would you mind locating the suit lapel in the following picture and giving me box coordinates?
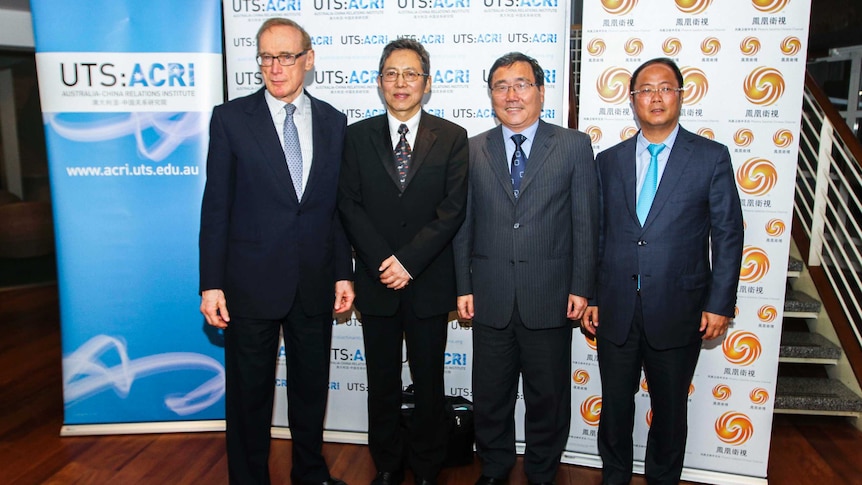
[245,90,296,205]
[617,138,639,226]
[518,121,552,196]
[303,92,336,204]
[642,128,693,230]
[371,116,403,189]
[403,111,436,190]
[484,126,516,204]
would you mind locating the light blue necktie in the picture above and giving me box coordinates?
[636,143,666,225]
[283,103,303,198]
[511,134,527,198]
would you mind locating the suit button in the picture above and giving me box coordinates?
[637,240,647,246]
[631,274,638,280]
[400,221,407,227]
[510,260,515,266]
[514,223,520,229]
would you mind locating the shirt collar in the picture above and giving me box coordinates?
[264,88,307,117]
[502,120,540,144]
[637,124,680,155]
[386,110,422,137]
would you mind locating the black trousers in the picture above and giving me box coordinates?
[224,295,334,485]
[362,301,449,480]
[472,305,573,483]
[596,295,702,485]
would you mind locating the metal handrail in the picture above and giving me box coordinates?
[795,70,862,364]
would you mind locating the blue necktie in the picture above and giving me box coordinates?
[636,143,666,225]
[283,103,303,199]
[511,134,527,198]
[394,123,412,188]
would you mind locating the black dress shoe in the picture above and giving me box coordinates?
[474,476,507,485]
[371,471,404,485]
[415,477,437,485]
[295,478,348,485]
[528,482,554,485]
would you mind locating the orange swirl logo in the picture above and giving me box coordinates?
[621,126,638,140]
[750,387,769,405]
[757,304,778,322]
[580,396,602,426]
[723,330,763,365]
[573,369,590,385]
[752,0,788,13]
[773,128,793,148]
[734,128,754,147]
[625,38,644,56]
[713,384,732,400]
[662,37,682,56]
[765,218,785,237]
[676,0,712,14]
[597,67,632,105]
[697,128,715,140]
[700,37,721,56]
[585,126,602,144]
[715,411,754,445]
[584,334,597,351]
[646,408,653,427]
[780,36,802,56]
[740,36,761,56]
[641,377,649,392]
[587,38,606,57]
[740,246,770,283]
[601,0,638,15]
[744,67,786,106]
[681,66,708,105]
[736,157,777,196]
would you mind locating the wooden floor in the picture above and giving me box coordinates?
[3,285,862,484]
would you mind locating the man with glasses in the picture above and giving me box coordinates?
[338,39,468,485]
[453,52,598,485]
[581,57,743,484]
[200,17,354,485]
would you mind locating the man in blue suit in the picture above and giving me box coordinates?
[582,57,744,485]
[199,18,354,485]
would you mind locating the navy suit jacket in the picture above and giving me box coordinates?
[199,88,352,319]
[594,126,744,349]
[338,111,468,318]
[453,121,599,329]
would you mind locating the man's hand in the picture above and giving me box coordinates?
[581,306,599,336]
[457,294,474,320]
[700,311,731,341]
[201,289,230,329]
[334,280,355,314]
[379,255,411,290]
[567,294,588,320]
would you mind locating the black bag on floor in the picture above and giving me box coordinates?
[401,385,475,468]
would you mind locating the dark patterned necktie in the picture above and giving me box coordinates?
[283,103,303,198]
[511,134,527,198]
[394,123,412,188]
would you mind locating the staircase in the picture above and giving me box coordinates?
[775,252,862,417]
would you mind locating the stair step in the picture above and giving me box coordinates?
[774,376,862,416]
[787,255,803,278]
[784,289,822,318]
[779,331,842,364]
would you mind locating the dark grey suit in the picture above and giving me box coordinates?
[453,120,598,481]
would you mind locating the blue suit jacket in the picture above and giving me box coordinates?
[199,88,352,319]
[594,127,744,349]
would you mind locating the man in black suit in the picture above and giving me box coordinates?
[453,52,599,485]
[199,18,354,485]
[338,39,468,485]
[582,57,744,484]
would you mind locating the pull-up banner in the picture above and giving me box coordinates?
[31,0,226,430]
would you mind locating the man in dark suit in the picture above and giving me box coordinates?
[199,18,354,485]
[453,52,599,485]
[338,39,468,485]
[581,57,744,485]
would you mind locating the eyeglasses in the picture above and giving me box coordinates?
[379,70,428,83]
[491,82,537,96]
[256,51,308,67]
[630,87,684,98]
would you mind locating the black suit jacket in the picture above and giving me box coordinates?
[199,88,352,319]
[338,111,468,318]
[594,127,744,349]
